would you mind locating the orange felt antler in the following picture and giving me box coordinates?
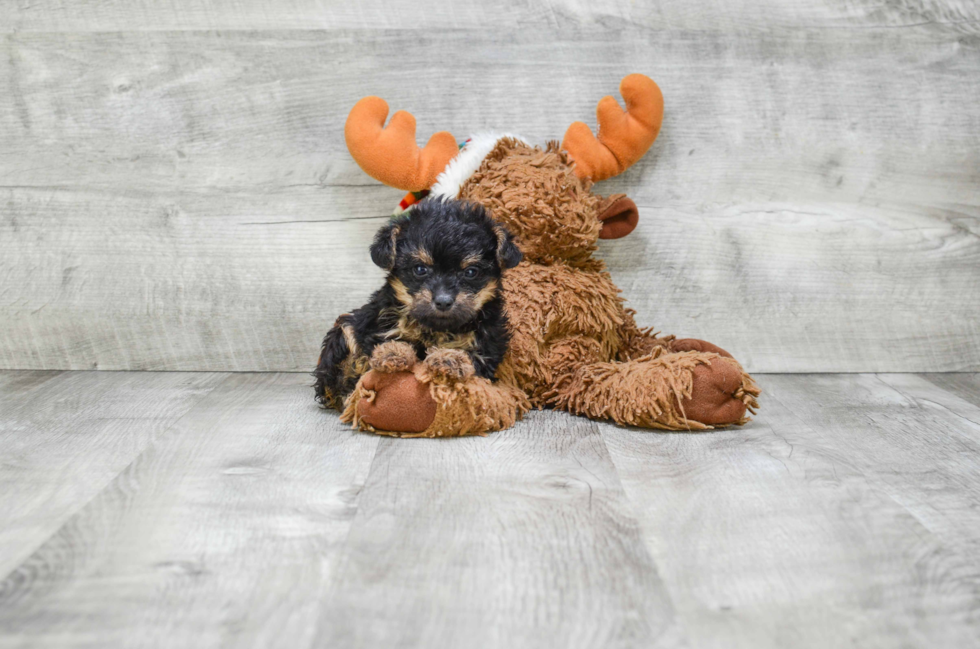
[561,74,664,182]
[344,97,459,192]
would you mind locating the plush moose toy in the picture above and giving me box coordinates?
[330,73,760,437]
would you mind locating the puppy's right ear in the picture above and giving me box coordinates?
[494,225,523,270]
[370,220,401,270]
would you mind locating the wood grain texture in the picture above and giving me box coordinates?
[602,373,980,648]
[315,411,676,649]
[2,17,979,372]
[0,372,380,648]
[4,0,979,32]
[917,372,980,409]
[1,371,979,647]
[0,370,223,579]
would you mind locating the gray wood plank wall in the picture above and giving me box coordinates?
[2,2,979,372]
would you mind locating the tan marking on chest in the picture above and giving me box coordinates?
[388,316,477,352]
[340,353,371,381]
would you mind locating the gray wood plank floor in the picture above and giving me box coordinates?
[1,371,978,648]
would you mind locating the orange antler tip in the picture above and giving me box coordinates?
[345,96,458,192]
[562,74,664,182]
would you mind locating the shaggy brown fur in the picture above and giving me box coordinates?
[459,139,759,424]
[461,140,604,268]
[342,350,530,438]
[343,138,760,436]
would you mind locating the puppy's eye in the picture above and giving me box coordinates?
[413,264,429,277]
[463,267,480,279]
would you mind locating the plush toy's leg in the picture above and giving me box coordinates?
[550,346,760,430]
[617,309,740,363]
[344,370,438,434]
[670,338,736,358]
[335,341,436,434]
[341,349,529,438]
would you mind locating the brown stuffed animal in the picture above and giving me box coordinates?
[337,74,760,437]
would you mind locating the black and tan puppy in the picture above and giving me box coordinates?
[314,198,522,409]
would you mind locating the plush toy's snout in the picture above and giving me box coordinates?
[597,194,639,239]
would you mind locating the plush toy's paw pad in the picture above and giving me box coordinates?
[679,358,750,426]
[370,341,418,373]
[672,338,734,359]
[421,348,475,382]
[357,370,436,434]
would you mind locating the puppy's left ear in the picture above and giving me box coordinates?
[370,220,401,270]
[494,225,523,270]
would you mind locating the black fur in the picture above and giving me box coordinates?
[313,198,521,407]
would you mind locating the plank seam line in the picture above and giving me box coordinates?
[0,372,229,585]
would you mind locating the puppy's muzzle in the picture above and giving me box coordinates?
[433,292,456,312]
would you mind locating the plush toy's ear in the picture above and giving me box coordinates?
[597,194,639,239]
[494,226,523,269]
[370,221,401,270]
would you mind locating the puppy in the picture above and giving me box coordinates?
[314,198,523,409]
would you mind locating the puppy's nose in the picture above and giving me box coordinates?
[433,294,455,311]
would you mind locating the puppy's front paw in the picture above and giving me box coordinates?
[420,348,475,383]
[370,341,418,373]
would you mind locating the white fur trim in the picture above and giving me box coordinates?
[429,132,526,200]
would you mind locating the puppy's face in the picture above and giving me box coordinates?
[370,200,522,331]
